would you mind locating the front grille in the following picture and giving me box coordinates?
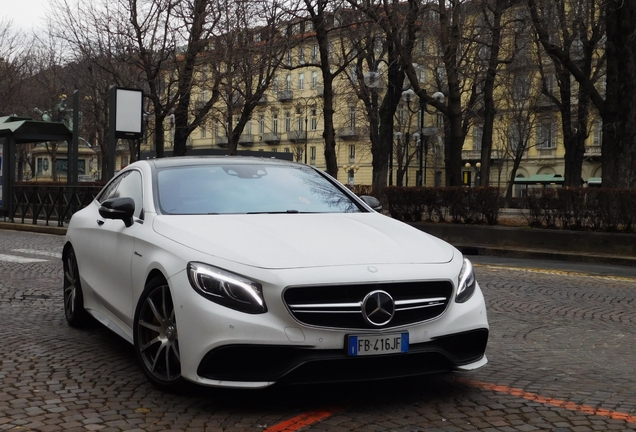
[283,281,453,329]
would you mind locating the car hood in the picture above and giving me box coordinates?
[152,213,455,269]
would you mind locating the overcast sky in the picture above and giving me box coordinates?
[2,0,48,33]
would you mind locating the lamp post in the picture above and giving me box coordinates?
[342,164,360,188]
[295,97,313,164]
[402,89,444,187]
[463,162,481,186]
[392,132,400,186]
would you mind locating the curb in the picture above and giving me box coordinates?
[0,221,67,236]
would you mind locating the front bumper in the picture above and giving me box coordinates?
[168,263,489,388]
[197,328,488,385]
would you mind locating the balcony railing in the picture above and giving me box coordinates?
[277,90,294,101]
[216,136,229,147]
[262,133,281,144]
[287,130,307,142]
[538,148,556,157]
[239,134,255,146]
[338,126,358,139]
[585,145,602,156]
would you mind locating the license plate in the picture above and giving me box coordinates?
[347,333,409,356]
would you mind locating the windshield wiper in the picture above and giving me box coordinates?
[247,210,303,214]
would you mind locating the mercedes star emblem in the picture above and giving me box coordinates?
[362,290,395,326]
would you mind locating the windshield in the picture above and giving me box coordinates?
[156,163,362,215]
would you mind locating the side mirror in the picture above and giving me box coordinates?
[360,195,382,212]
[99,197,135,227]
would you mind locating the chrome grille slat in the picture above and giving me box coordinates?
[283,281,453,329]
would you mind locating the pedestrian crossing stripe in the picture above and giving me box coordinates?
[12,249,62,259]
[0,254,48,263]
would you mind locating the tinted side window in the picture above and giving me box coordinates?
[98,171,143,219]
[114,171,143,218]
[97,175,124,203]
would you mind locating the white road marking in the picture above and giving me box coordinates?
[12,249,62,259]
[0,254,48,263]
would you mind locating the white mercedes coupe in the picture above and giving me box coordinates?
[63,157,488,390]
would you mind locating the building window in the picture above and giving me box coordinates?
[298,73,305,90]
[201,124,207,138]
[508,124,523,153]
[259,115,265,134]
[311,114,318,130]
[593,120,602,146]
[298,46,305,64]
[284,147,290,153]
[349,144,355,163]
[312,45,319,62]
[513,73,531,100]
[437,113,444,128]
[121,156,129,168]
[286,49,292,66]
[297,115,303,132]
[311,71,318,88]
[349,107,356,128]
[285,111,291,132]
[538,121,556,149]
[310,146,316,164]
[37,158,44,175]
[273,113,278,134]
[286,74,292,92]
[246,119,252,135]
[473,125,483,152]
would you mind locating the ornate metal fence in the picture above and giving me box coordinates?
[9,184,103,227]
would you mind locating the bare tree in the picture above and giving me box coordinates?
[526,0,636,188]
[212,0,287,156]
[472,0,518,187]
[495,64,542,203]
[525,0,605,188]
[0,21,30,116]
[287,0,361,178]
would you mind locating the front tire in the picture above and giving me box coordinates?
[134,276,184,391]
[63,246,92,327]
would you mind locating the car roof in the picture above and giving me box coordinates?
[144,156,304,169]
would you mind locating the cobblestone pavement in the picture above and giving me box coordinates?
[1,229,635,431]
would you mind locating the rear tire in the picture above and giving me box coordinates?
[63,246,92,327]
[134,276,185,391]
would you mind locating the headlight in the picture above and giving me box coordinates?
[456,258,476,303]
[187,262,267,314]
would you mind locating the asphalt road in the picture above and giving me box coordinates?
[1,229,635,431]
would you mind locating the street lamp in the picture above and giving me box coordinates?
[392,132,400,186]
[402,89,444,187]
[295,97,313,164]
[342,164,360,188]
[463,162,481,186]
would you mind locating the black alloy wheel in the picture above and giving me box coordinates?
[134,277,184,390]
[63,246,92,327]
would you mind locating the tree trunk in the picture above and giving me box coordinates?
[480,0,505,187]
[603,0,636,188]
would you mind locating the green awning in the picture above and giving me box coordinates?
[513,174,564,185]
[0,116,72,144]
